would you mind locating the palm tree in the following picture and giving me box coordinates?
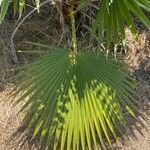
[0,0,150,149]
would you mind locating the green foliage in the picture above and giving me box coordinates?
[0,0,40,22]
[91,0,150,55]
[0,0,9,22]
[1,0,150,149]
[0,0,150,47]
[12,49,136,149]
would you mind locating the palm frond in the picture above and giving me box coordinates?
[0,0,9,22]
[91,0,150,56]
[0,0,41,22]
[12,49,137,149]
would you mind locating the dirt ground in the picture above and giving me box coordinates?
[0,18,150,150]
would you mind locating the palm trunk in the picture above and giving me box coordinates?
[69,7,77,52]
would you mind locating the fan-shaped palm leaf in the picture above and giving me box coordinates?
[1,0,149,149]
[12,49,136,149]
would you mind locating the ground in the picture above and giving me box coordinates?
[0,16,150,150]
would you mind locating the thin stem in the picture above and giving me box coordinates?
[69,7,77,53]
[10,0,52,64]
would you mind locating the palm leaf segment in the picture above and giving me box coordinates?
[1,0,150,25]
[13,50,136,149]
[0,0,40,22]
[91,0,150,52]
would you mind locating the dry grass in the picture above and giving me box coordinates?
[125,28,150,73]
[0,88,20,150]
[111,28,150,150]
